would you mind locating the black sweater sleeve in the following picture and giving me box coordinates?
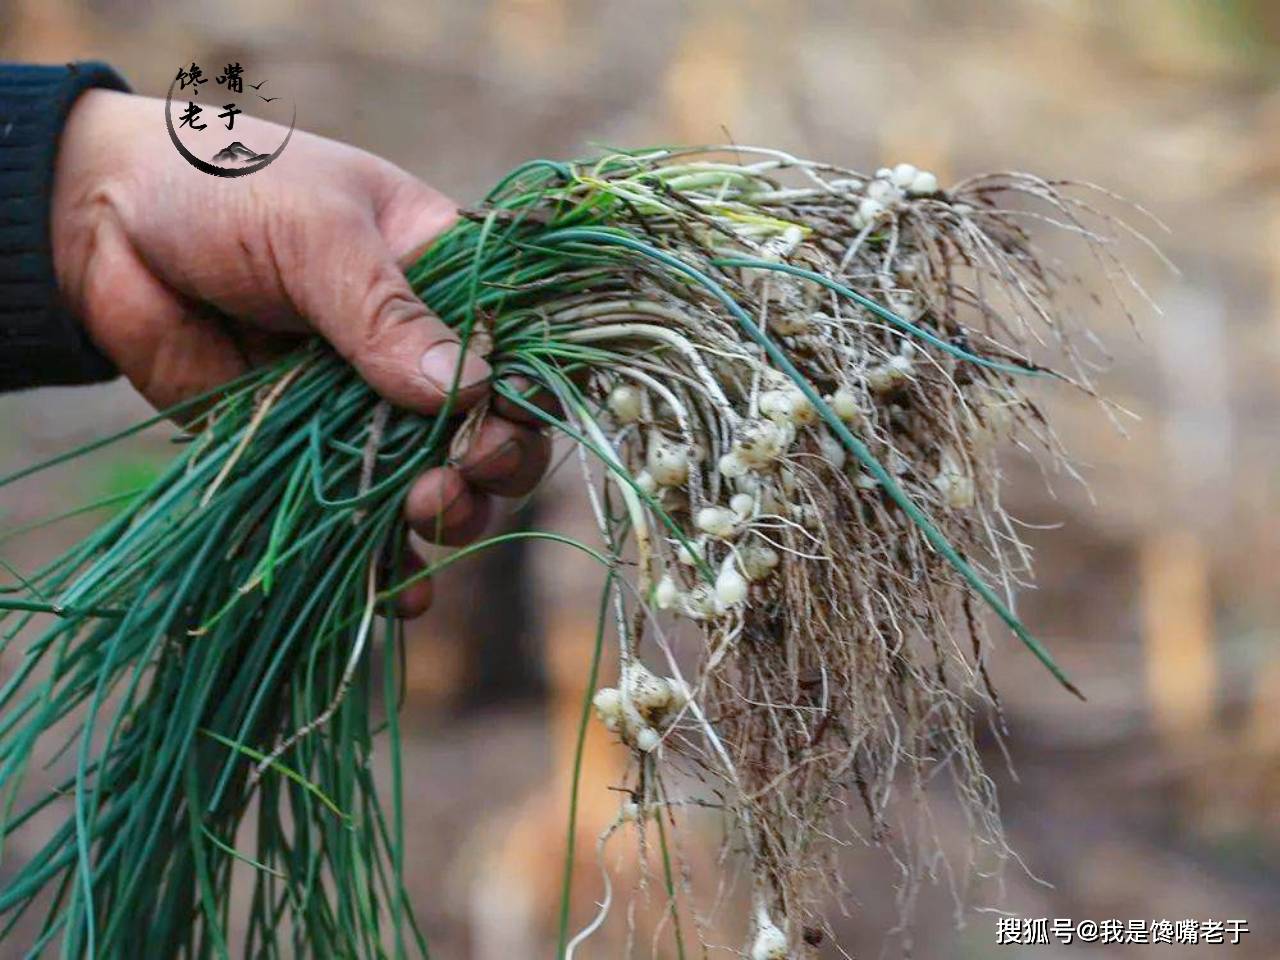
[0,61,130,393]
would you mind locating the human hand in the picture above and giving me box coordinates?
[50,90,550,615]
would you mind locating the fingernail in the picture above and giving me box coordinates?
[420,341,490,392]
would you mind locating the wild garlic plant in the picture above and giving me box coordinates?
[0,147,1146,957]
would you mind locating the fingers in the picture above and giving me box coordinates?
[403,413,550,549]
[372,167,459,265]
[304,162,493,417]
[492,374,562,427]
[73,216,251,411]
[390,548,434,619]
[453,417,552,498]
[404,466,494,547]
[291,211,491,414]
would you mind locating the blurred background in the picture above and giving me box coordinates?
[2,0,1278,956]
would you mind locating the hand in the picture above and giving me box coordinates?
[50,90,550,616]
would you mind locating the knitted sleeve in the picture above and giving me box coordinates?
[0,61,130,392]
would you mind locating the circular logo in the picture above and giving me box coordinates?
[164,60,295,177]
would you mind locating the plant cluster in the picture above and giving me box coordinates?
[0,147,1145,957]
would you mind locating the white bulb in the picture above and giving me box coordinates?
[593,687,619,712]
[592,687,622,730]
[775,421,797,454]
[696,506,738,538]
[871,175,894,195]
[679,584,717,620]
[715,557,748,608]
[733,471,764,495]
[677,536,703,566]
[866,355,913,393]
[618,698,647,737]
[758,389,790,423]
[626,661,673,715]
[939,473,975,509]
[818,429,846,471]
[647,437,689,487]
[788,392,816,426]
[740,545,780,581]
[751,918,788,960]
[908,170,939,195]
[891,162,918,187]
[735,420,787,467]
[655,574,680,610]
[634,726,661,752]
[762,368,793,390]
[763,387,816,426]
[933,453,975,509]
[607,384,643,423]
[858,197,885,222]
[875,166,892,179]
[634,470,657,496]
[790,503,820,529]
[730,492,755,520]
[761,224,804,258]
[718,451,748,478]
[828,388,862,424]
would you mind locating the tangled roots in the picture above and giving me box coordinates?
[541,150,1147,954]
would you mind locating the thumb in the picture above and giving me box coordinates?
[297,211,489,414]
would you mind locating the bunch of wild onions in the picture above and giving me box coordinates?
[0,148,1143,957]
